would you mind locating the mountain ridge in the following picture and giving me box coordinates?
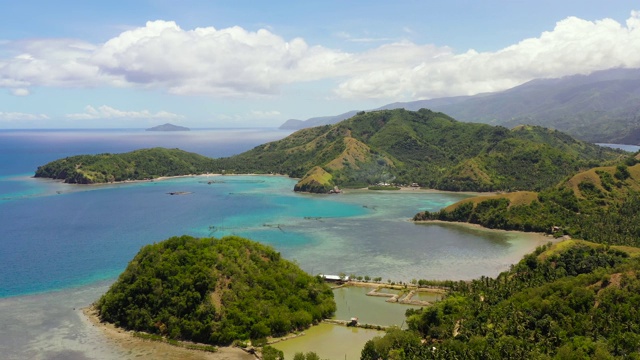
[281,68,640,144]
[216,109,625,193]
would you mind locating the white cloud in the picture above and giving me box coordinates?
[249,110,282,119]
[214,110,281,121]
[88,21,350,96]
[0,111,49,121]
[336,11,640,99]
[10,88,29,96]
[66,105,184,120]
[0,12,638,100]
[333,30,395,43]
[0,21,350,96]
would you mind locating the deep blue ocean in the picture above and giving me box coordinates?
[0,128,300,297]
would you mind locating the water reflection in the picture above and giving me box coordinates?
[333,286,419,327]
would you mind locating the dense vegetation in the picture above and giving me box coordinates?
[361,241,640,359]
[35,109,624,192]
[415,159,640,247]
[95,235,335,345]
[210,109,624,192]
[35,148,216,184]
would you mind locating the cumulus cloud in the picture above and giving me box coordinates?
[10,88,29,96]
[249,110,282,118]
[88,21,351,96]
[66,105,184,120]
[0,12,639,100]
[0,111,49,121]
[214,110,282,122]
[336,11,640,99]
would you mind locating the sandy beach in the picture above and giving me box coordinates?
[82,306,255,360]
[414,219,560,251]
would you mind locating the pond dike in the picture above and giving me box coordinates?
[322,319,390,331]
[366,288,433,306]
[322,283,448,331]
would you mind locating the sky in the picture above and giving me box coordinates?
[0,0,639,129]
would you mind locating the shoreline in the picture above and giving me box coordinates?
[31,172,499,197]
[414,219,558,243]
[32,172,292,187]
[396,186,499,196]
[82,306,256,360]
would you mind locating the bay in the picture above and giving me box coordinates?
[0,128,553,359]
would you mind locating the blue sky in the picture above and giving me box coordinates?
[0,0,638,128]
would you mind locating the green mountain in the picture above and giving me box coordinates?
[34,109,625,192]
[415,68,640,145]
[95,235,335,345]
[415,156,640,247]
[361,240,640,359]
[282,68,640,145]
[215,109,624,192]
[34,147,215,184]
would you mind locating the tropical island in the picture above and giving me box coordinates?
[34,108,626,193]
[146,123,191,131]
[44,108,640,358]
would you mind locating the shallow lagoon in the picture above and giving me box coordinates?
[0,129,554,359]
[0,175,552,359]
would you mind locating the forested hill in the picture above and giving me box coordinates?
[361,240,640,359]
[96,235,336,345]
[212,109,625,192]
[34,109,625,191]
[414,155,640,247]
[34,148,216,184]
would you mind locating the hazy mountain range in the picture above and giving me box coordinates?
[280,68,640,145]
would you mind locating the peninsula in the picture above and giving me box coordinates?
[96,235,335,347]
[414,155,640,247]
[34,148,215,184]
[34,109,627,192]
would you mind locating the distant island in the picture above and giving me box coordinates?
[146,123,190,131]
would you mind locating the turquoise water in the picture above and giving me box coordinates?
[0,173,550,298]
[0,175,370,297]
[0,129,555,359]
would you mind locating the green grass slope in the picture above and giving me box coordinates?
[415,158,640,247]
[95,235,335,345]
[213,109,624,192]
[34,109,626,192]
